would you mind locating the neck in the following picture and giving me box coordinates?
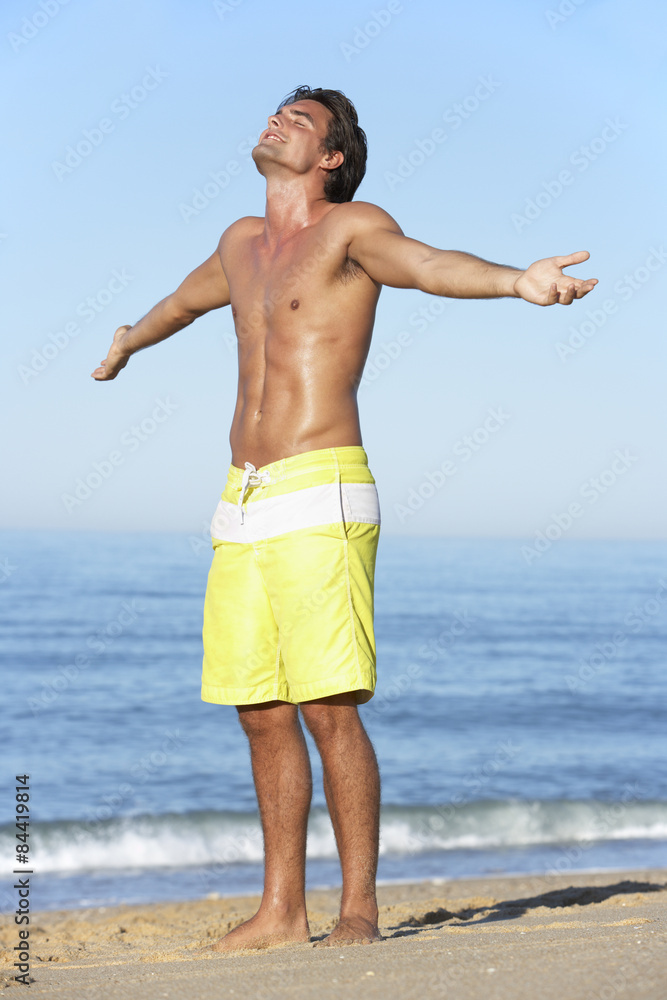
[262,173,330,247]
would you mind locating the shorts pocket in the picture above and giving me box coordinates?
[340,483,381,526]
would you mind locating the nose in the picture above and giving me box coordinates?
[267,112,281,129]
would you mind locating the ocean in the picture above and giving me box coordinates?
[2,529,666,912]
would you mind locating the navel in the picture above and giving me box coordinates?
[290,299,300,310]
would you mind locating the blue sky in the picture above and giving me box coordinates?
[3,0,666,538]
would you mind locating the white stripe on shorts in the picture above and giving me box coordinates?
[210,482,381,544]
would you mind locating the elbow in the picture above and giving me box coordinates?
[416,276,436,295]
[416,253,445,296]
[416,275,442,297]
[164,295,199,327]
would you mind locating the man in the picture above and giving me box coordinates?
[92,85,597,950]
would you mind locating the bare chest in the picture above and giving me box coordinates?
[223,229,364,329]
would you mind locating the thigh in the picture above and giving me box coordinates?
[257,519,380,704]
[201,539,285,705]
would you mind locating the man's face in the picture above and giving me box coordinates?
[252,99,339,178]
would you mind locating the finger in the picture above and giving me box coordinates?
[546,282,559,305]
[575,280,598,298]
[562,282,577,305]
[554,250,590,269]
[558,282,574,305]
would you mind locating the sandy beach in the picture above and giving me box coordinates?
[1,867,664,999]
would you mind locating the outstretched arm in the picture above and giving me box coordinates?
[91,242,230,380]
[347,203,598,305]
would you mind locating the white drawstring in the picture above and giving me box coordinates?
[238,462,271,523]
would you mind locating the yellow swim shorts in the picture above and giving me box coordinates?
[201,446,381,706]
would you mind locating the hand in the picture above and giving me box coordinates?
[91,325,132,380]
[513,251,598,305]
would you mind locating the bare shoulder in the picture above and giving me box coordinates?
[327,201,404,239]
[219,215,263,249]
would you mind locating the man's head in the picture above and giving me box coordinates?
[253,85,367,202]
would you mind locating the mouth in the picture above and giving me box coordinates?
[261,132,284,143]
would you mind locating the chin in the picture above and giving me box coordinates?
[252,142,273,159]
[252,143,281,174]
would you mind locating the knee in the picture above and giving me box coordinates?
[237,701,296,740]
[300,700,360,742]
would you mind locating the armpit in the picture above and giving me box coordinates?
[337,255,367,284]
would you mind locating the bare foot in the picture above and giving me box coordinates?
[315,915,383,947]
[210,909,310,953]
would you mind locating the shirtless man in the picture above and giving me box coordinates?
[92,86,598,950]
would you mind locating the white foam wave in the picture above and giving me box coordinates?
[3,799,665,875]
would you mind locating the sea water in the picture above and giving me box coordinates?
[1,530,665,911]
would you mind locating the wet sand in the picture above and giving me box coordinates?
[1,867,665,999]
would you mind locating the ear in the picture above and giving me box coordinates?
[321,149,344,172]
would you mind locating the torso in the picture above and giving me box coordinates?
[219,204,381,469]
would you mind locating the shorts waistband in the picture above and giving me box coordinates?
[227,445,370,488]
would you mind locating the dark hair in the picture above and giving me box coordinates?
[276,85,367,203]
